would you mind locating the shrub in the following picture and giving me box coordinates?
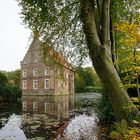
[98,95,114,123]
[86,86,102,92]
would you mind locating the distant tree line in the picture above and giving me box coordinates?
[0,70,21,103]
[74,67,102,93]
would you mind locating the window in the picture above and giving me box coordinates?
[23,70,27,77]
[33,101,38,111]
[45,79,49,89]
[22,80,27,89]
[34,52,38,62]
[22,101,27,111]
[66,72,68,79]
[60,68,64,77]
[57,80,61,88]
[57,70,60,75]
[33,68,38,76]
[45,67,49,75]
[33,80,38,89]
[45,102,49,113]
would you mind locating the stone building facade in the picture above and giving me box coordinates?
[20,35,74,95]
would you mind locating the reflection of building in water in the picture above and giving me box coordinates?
[21,95,74,139]
[22,95,74,120]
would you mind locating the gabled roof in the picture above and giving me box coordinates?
[21,35,40,63]
[21,33,74,71]
[42,42,74,71]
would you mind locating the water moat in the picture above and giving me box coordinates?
[0,93,101,140]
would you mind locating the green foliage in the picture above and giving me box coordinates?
[6,85,22,102]
[114,10,140,101]
[111,0,140,24]
[7,69,21,87]
[0,71,21,103]
[110,120,140,140]
[86,86,102,93]
[109,131,123,140]
[124,105,139,121]
[115,24,140,100]
[18,0,88,66]
[131,97,139,104]
[17,0,140,66]
[98,95,137,139]
[74,72,86,93]
[98,95,114,123]
[0,72,9,96]
[131,97,140,111]
[109,102,140,140]
[74,67,101,93]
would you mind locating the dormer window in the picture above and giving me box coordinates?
[45,67,49,75]
[23,70,27,77]
[33,68,38,76]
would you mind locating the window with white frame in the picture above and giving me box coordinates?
[33,68,38,76]
[45,102,49,113]
[22,101,27,111]
[33,80,38,89]
[45,79,49,89]
[23,70,27,77]
[45,67,49,75]
[57,70,60,75]
[22,80,27,89]
[33,101,38,111]
[57,80,61,88]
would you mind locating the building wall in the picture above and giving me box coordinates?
[21,63,55,95]
[21,37,74,96]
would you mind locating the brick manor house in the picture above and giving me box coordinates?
[20,33,74,95]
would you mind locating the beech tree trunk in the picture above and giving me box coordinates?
[80,0,132,120]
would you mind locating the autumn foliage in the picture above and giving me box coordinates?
[115,22,140,47]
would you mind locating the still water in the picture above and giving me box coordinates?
[0,93,101,140]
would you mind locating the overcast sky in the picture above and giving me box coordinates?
[0,0,31,71]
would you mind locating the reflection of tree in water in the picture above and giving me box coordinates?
[21,95,74,139]
[0,103,22,129]
[74,93,102,115]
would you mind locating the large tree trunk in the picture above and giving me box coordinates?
[80,0,132,120]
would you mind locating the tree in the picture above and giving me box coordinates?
[115,22,140,102]
[80,0,131,121]
[0,71,22,102]
[18,0,140,120]
[74,72,86,93]
[0,72,8,97]
[74,67,102,92]
[83,67,95,87]
[74,67,96,93]
[7,69,21,87]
